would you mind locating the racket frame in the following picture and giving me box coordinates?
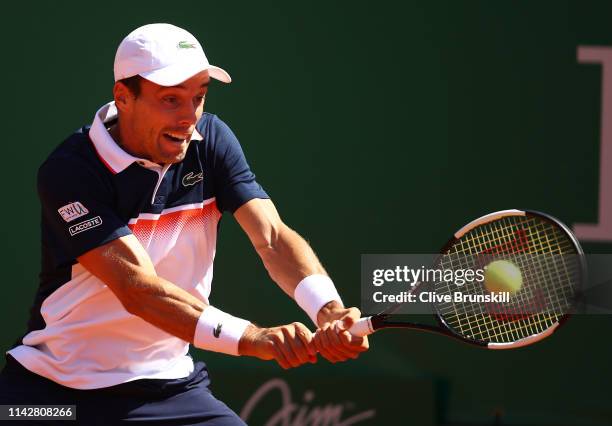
[358,209,585,349]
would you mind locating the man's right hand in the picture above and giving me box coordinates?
[238,323,317,369]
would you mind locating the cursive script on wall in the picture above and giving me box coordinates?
[240,378,376,426]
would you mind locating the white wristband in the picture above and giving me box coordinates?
[194,306,251,356]
[294,274,344,326]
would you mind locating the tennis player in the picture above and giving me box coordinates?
[0,23,368,425]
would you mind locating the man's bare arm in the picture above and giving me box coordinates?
[77,234,316,368]
[78,234,204,341]
[234,198,327,298]
[234,198,369,362]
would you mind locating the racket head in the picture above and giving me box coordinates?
[430,209,585,349]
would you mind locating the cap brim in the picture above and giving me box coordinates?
[208,66,232,84]
[140,62,232,86]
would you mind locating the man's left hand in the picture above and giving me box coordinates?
[313,302,369,363]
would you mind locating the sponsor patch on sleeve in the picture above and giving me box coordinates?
[69,216,103,236]
[58,202,89,222]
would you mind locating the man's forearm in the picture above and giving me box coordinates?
[121,272,206,342]
[91,266,251,355]
[256,223,327,297]
[77,237,206,343]
[255,224,349,326]
[234,198,345,326]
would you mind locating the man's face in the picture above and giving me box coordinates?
[116,70,210,164]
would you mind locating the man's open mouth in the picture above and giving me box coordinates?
[163,132,190,142]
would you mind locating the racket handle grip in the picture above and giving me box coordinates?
[349,317,375,337]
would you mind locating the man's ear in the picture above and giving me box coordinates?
[113,81,132,112]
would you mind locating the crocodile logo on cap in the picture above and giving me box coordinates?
[178,41,196,49]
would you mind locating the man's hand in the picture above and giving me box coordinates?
[313,301,369,363]
[238,322,317,369]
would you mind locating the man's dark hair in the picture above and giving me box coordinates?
[117,75,143,97]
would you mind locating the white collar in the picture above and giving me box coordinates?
[89,101,204,174]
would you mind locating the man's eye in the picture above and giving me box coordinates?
[163,96,178,105]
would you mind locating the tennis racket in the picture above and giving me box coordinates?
[349,209,585,349]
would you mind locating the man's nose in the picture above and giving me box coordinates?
[177,102,197,126]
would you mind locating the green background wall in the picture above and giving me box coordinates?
[1,1,611,424]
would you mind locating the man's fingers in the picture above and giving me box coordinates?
[324,325,359,360]
[341,308,363,330]
[311,305,369,364]
[257,318,366,368]
[339,329,351,345]
[352,333,369,351]
[271,332,301,368]
[294,323,317,363]
[339,330,368,352]
[315,323,342,363]
[314,320,369,363]
[338,316,355,331]
[271,343,291,370]
[321,321,356,361]
[263,338,290,370]
[269,323,317,368]
[282,325,310,366]
[312,324,327,356]
[340,331,368,359]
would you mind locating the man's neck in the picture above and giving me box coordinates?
[107,121,165,166]
[108,122,139,158]
[107,123,123,148]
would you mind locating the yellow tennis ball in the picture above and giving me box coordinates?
[484,260,523,294]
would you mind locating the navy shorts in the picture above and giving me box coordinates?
[0,355,246,425]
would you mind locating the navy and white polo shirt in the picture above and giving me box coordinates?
[7,101,268,389]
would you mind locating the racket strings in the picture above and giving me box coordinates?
[434,215,580,344]
[458,219,574,341]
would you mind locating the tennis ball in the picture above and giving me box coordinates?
[484,260,523,294]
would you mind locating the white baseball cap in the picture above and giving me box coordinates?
[114,23,231,86]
